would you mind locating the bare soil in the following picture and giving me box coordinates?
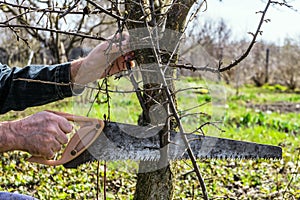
[247,102,300,113]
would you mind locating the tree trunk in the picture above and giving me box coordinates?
[125,1,195,199]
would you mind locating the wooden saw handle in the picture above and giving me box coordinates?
[27,110,104,166]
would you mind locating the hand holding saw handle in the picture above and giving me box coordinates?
[27,111,104,166]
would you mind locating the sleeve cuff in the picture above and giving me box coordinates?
[56,62,86,96]
[71,83,85,96]
[54,62,84,97]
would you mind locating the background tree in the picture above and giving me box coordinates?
[276,38,300,90]
[0,0,116,64]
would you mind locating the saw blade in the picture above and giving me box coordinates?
[63,122,282,168]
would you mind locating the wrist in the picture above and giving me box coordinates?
[70,58,86,95]
[0,121,23,152]
[70,58,85,83]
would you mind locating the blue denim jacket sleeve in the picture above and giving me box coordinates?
[0,62,73,114]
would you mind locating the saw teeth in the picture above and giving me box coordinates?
[63,123,282,168]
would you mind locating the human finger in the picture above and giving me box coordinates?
[109,42,130,54]
[57,115,73,133]
[119,32,130,43]
[105,56,128,76]
[108,33,131,53]
[55,129,69,145]
[108,32,129,41]
[45,149,55,160]
[51,140,62,153]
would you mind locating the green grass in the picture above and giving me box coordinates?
[1,77,300,199]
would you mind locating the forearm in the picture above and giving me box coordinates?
[0,121,20,152]
[0,63,73,114]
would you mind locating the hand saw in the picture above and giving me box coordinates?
[27,111,282,168]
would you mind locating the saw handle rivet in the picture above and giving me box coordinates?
[71,150,77,156]
[96,123,101,130]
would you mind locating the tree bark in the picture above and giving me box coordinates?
[125,1,195,199]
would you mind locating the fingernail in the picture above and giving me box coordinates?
[67,124,73,132]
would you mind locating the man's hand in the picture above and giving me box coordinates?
[2,111,72,159]
[70,32,134,85]
[100,52,135,78]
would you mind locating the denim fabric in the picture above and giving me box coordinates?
[0,192,38,200]
[0,63,73,114]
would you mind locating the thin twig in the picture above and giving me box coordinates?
[0,1,112,15]
[144,18,210,200]
[173,86,209,95]
[179,112,211,120]
[104,161,107,200]
[13,78,71,86]
[0,23,107,41]
[218,0,272,72]
[13,77,189,94]
[193,121,225,135]
[86,0,142,23]
[179,101,211,115]
[59,0,81,18]
[96,161,100,200]
[282,148,300,197]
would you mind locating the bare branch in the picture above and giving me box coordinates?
[218,0,272,72]
[0,23,106,41]
[59,0,81,18]
[13,78,71,86]
[86,0,142,24]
